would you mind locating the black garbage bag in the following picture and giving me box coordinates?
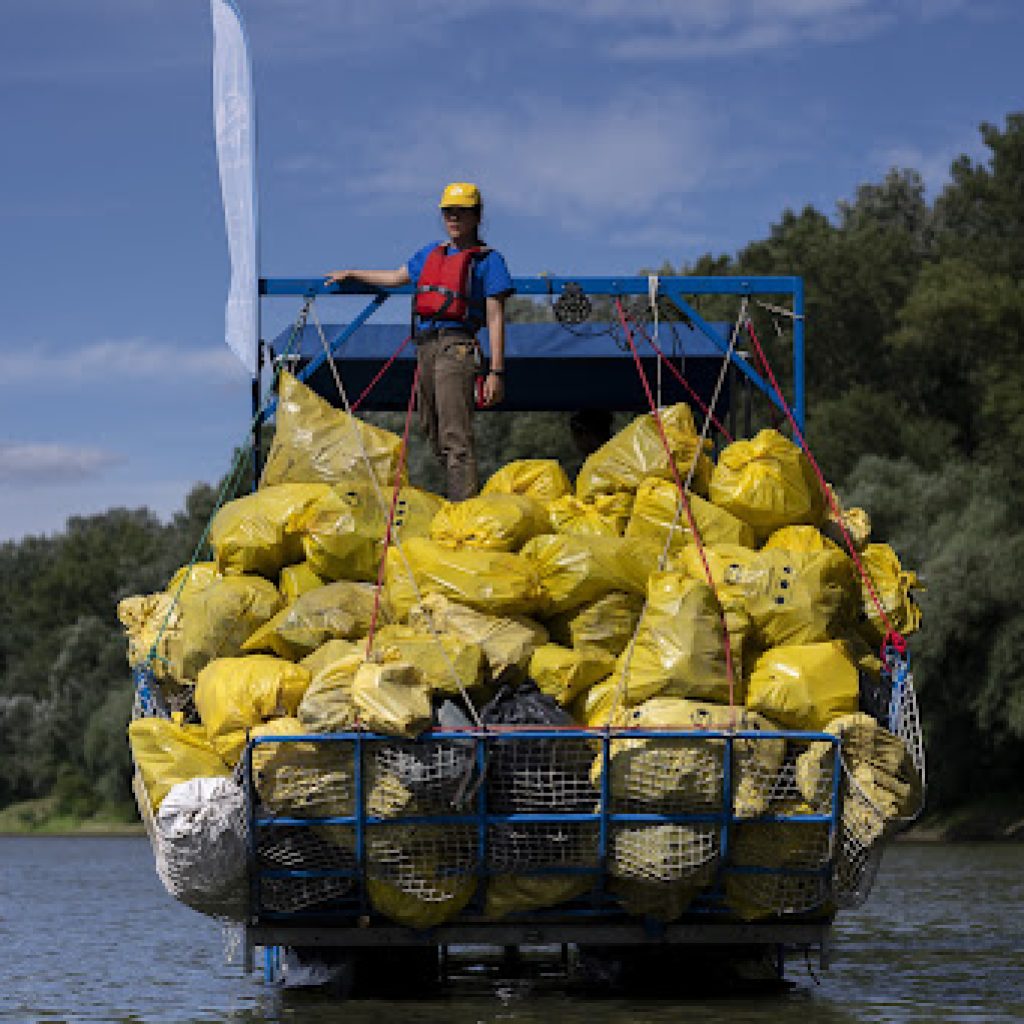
[368,700,477,812]
[480,682,599,872]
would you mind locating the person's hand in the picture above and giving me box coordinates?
[324,269,353,286]
[482,371,504,408]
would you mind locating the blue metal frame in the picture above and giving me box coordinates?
[256,274,806,433]
[244,727,841,928]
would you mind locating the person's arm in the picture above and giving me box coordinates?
[324,266,411,287]
[482,294,506,408]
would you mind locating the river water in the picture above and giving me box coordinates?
[0,837,1020,1023]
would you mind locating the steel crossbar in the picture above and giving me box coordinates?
[243,727,841,928]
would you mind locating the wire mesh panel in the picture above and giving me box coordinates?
[256,825,356,914]
[240,728,858,927]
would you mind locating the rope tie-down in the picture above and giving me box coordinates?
[607,297,748,727]
[307,301,484,729]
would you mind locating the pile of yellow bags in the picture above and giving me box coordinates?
[122,373,925,928]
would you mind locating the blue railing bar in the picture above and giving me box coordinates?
[255,811,834,828]
[244,742,260,920]
[258,868,360,880]
[258,292,388,425]
[792,276,806,431]
[598,733,610,899]
[475,738,488,912]
[720,734,733,865]
[259,275,803,298]
[353,730,367,917]
[248,729,841,745]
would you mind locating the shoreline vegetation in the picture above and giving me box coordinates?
[2,796,1021,843]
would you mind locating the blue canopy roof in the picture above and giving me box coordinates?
[271,321,732,413]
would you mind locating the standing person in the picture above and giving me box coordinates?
[325,182,514,500]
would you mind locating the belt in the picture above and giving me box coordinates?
[415,327,475,341]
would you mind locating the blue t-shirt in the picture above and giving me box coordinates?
[407,241,514,331]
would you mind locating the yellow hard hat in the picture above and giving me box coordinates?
[439,182,482,208]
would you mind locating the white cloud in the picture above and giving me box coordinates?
[250,0,977,61]
[319,89,721,238]
[874,130,988,194]
[0,444,124,484]
[4,339,250,384]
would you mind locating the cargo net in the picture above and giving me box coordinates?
[603,731,837,920]
[256,825,356,914]
[486,732,599,877]
[363,738,479,923]
[832,670,926,908]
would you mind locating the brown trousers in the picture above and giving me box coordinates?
[416,334,479,501]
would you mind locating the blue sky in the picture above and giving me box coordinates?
[1,0,1021,541]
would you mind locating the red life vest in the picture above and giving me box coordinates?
[413,245,488,325]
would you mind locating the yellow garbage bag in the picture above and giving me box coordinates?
[677,545,859,649]
[857,543,924,643]
[367,825,477,928]
[596,698,784,818]
[521,533,660,615]
[761,525,840,554]
[300,483,443,582]
[279,562,325,603]
[240,580,381,660]
[796,712,922,847]
[481,459,572,503]
[725,800,832,920]
[166,561,220,597]
[408,594,548,680]
[576,403,713,499]
[673,543,760,609]
[609,824,718,922]
[485,875,593,919]
[708,429,824,537]
[260,372,407,488]
[118,564,222,674]
[626,479,755,552]
[822,485,871,551]
[546,492,634,538]
[430,493,549,552]
[570,676,622,727]
[746,641,860,732]
[371,623,484,694]
[128,718,231,811]
[613,575,735,706]
[210,483,330,578]
[296,652,362,732]
[249,717,355,819]
[351,660,432,738]
[195,654,312,764]
[300,638,363,678]
[529,644,616,705]
[150,575,284,685]
[384,537,542,620]
[546,591,644,657]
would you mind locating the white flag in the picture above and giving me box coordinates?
[211,0,258,374]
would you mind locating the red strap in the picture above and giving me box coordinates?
[741,318,902,648]
[614,299,738,709]
[351,332,414,413]
[623,312,733,442]
[365,363,421,658]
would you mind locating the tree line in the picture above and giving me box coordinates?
[2,113,1023,823]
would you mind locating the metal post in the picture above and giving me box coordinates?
[793,277,806,435]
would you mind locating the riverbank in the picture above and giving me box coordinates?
[3,792,1022,840]
[0,795,144,836]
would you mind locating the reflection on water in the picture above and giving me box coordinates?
[0,838,1021,1023]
